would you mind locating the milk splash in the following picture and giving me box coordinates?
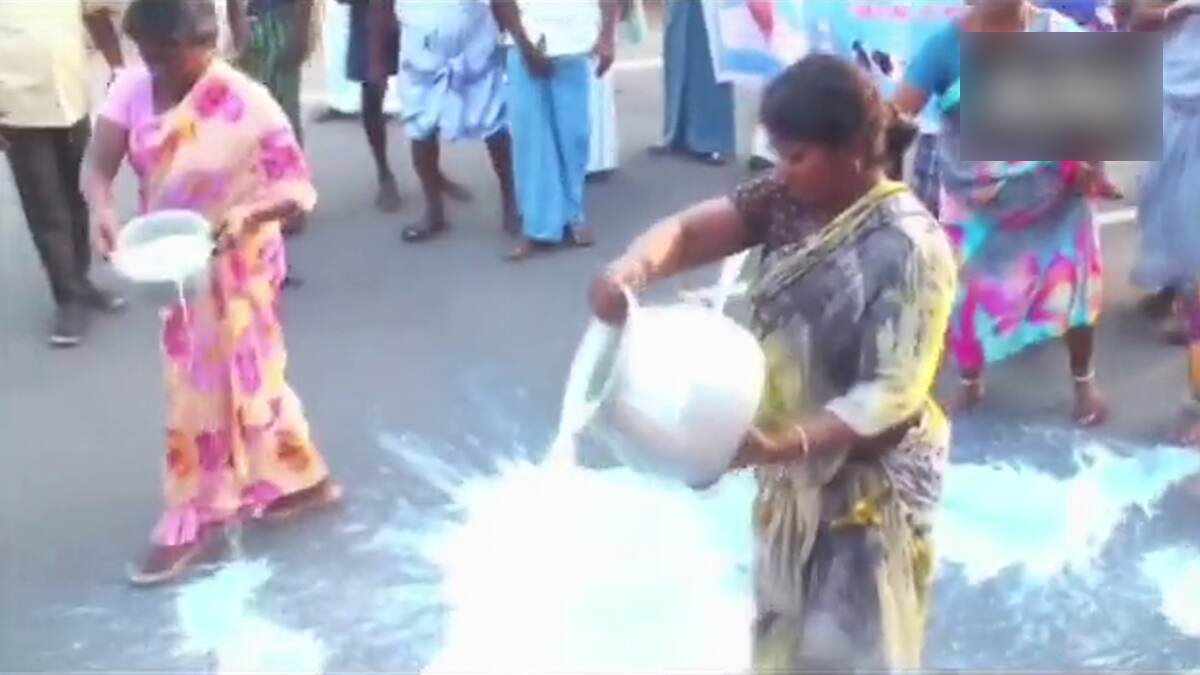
[1140,546,1200,637]
[937,442,1200,583]
[174,559,326,674]
[152,249,1200,671]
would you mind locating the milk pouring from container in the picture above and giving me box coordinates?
[563,288,766,488]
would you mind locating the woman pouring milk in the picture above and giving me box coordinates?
[590,55,956,671]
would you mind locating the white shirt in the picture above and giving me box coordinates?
[515,0,600,57]
[399,0,486,31]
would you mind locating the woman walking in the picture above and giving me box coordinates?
[591,55,956,670]
[1127,0,1200,442]
[895,0,1109,426]
[82,0,341,584]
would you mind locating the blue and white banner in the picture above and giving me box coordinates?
[706,0,966,97]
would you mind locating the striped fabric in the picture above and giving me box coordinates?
[240,1,322,144]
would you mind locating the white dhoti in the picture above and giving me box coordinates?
[587,71,618,174]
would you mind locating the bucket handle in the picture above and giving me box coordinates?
[620,284,640,321]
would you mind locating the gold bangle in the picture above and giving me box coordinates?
[793,424,810,457]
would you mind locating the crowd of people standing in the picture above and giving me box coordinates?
[2,0,1199,668]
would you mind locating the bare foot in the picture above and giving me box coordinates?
[375,178,402,213]
[1073,380,1109,427]
[261,479,344,523]
[1174,407,1200,447]
[949,380,985,414]
[440,175,472,203]
[128,527,220,587]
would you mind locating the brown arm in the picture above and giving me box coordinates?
[285,0,315,66]
[226,0,250,59]
[491,0,536,54]
[83,7,124,71]
[891,82,931,119]
[608,198,756,290]
[1127,0,1195,30]
[80,117,130,255]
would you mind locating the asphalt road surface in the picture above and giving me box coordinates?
[3,42,1197,672]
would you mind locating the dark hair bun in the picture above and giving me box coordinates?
[760,54,903,173]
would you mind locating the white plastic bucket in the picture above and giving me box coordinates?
[112,209,214,304]
[562,290,766,488]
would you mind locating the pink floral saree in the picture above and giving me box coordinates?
[102,61,328,546]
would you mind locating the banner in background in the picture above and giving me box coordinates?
[706,0,966,101]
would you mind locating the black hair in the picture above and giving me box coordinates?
[760,53,917,179]
[123,0,219,48]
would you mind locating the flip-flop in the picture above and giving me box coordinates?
[127,530,221,587]
[402,221,449,243]
[505,240,545,262]
[260,481,345,524]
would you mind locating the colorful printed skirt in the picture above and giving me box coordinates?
[152,226,329,546]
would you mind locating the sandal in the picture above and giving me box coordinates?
[402,220,449,243]
[128,527,221,587]
[260,480,345,524]
[505,239,546,262]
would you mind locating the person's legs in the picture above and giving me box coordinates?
[4,124,92,345]
[361,82,401,212]
[657,0,687,153]
[1176,284,1200,444]
[679,0,735,162]
[402,136,448,242]
[1065,325,1108,426]
[507,51,565,257]
[58,118,124,310]
[485,129,520,234]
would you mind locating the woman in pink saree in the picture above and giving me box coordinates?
[82,0,341,585]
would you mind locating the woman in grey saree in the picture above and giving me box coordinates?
[590,55,957,671]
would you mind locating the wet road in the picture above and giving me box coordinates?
[2,37,1197,672]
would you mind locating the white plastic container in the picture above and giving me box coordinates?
[111,209,214,304]
[562,290,766,488]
